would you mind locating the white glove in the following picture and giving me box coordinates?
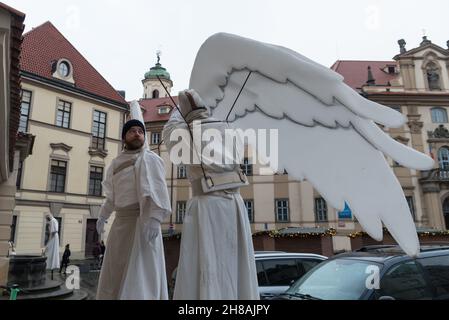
[96,216,107,234]
[144,218,161,243]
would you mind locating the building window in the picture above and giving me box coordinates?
[438,147,449,170]
[406,196,416,221]
[151,132,161,145]
[89,166,103,196]
[16,161,23,189]
[158,106,171,115]
[314,197,328,222]
[443,198,449,230]
[275,199,289,222]
[177,165,187,179]
[152,90,159,99]
[58,61,70,78]
[431,108,448,123]
[244,200,254,223]
[241,158,253,176]
[10,215,17,243]
[176,201,186,224]
[56,100,71,128]
[49,160,67,193]
[92,111,107,150]
[19,90,32,133]
[387,66,396,74]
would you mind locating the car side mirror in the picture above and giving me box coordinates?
[378,296,395,300]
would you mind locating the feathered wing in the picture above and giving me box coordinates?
[189,33,434,256]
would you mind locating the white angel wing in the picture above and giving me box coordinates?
[189,33,434,256]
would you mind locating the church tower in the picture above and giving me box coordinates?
[142,51,173,99]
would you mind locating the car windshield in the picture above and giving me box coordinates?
[285,259,382,300]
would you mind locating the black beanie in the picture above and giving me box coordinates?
[122,119,145,139]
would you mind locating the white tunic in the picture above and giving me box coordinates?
[45,217,60,270]
[96,148,171,300]
[163,110,259,300]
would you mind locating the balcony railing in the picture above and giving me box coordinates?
[421,168,449,181]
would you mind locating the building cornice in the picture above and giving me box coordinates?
[21,71,129,112]
[366,92,449,106]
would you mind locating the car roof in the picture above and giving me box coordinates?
[254,251,327,259]
[329,244,449,264]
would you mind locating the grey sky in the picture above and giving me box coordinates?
[7,0,449,101]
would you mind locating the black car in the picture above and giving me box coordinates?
[278,244,449,300]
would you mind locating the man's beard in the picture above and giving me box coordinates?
[125,139,144,150]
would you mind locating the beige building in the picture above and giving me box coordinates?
[12,21,128,259]
[11,31,449,260]
[333,36,449,234]
[141,38,449,253]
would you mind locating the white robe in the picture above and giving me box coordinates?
[163,110,259,300]
[96,148,172,300]
[45,218,60,270]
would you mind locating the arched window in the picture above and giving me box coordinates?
[438,147,449,170]
[152,90,159,99]
[442,198,449,229]
[431,108,448,123]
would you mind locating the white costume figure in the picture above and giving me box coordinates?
[162,90,259,300]
[96,102,172,300]
[188,33,434,256]
[45,214,60,270]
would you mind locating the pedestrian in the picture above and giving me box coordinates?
[95,101,172,300]
[60,244,71,274]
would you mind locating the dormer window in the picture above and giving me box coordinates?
[52,59,75,84]
[158,106,171,115]
[58,61,70,77]
[387,66,396,74]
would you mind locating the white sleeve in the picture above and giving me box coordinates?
[98,163,114,220]
[139,151,172,222]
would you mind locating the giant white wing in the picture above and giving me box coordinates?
[189,33,434,256]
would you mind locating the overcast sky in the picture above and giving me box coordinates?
[7,0,449,101]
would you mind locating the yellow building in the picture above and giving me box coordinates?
[13,21,128,259]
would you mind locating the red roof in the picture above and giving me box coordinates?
[21,21,126,106]
[331,60,397,91]
[139,97,178,123]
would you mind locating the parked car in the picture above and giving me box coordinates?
[255,251,327,299]
[168,251,327,299]
[278,244,449,300]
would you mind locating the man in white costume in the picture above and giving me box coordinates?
[162,89,259,300]
[44,214,60,271]
[96,113,172,300]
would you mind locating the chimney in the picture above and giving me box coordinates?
[398,39,407,54]
[366,66,376,86]
[117,90,126,99]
